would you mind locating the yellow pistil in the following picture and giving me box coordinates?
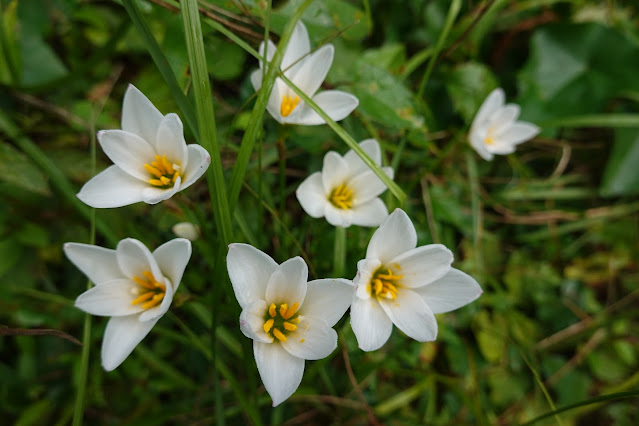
[131,270,166,310]
[329,183,354,210]
[263,301,301,343]
[370,267,403,300]
[145,155,181,188]
[280,95,300,117]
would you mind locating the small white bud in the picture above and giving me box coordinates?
[172,222,200,241]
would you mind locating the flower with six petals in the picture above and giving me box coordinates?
[77,85,210,207]
[250,21,359,126]
[227,243,353,406]
[296,139,393,227]
[350,209,482,351]
[469,87,540,161]
[65,237,192,371]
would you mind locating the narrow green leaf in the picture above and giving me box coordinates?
[542,114,639,128]
[601,128,639,196]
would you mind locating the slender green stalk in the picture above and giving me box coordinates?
[0,111,118,246]
[541,113,639,128]
[333,226,346,277]
[278,73,406,204]
[417,0,461,98]
[517,348,564,426]
[277,126,289,221]
[465,150,483,279]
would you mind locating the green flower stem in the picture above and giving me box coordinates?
[465,150,484,280]
[333,226,346,277]
[417,0,461,98]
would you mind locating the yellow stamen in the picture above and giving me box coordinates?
[484,136,495,146]
[280,95,300,117]
[273,328,287,342]
[329,183,354,210]
[132,270,166,310]
[279,303,288,318]
[269,303,277,317]
[149,178,164,186]
[370,268,403,300]
[282,302,299,320]
[283,321,297,331]
[145,155,181,188]
[160,176,170,185]
[172,172,180,183]
[131,291,155,305]
[133,275,155,290]
[263,318,274,333]
[144,164,163,178]
[141,293,164,310]
[161,155,174,174]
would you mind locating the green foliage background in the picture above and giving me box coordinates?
[0,0,638,424]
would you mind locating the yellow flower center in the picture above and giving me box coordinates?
[263,302,300,342]
[131,270,166,310]
[144,155,181,188]
[369,267,403,300]
[484,136,495,145]
[329,183,354,210]
[280,95,300,117]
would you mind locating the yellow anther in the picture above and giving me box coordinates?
[172,172,180,183]
[141,293,164,310]
[374,279,383,294]
[149,178,164,186]
[144,164,163,178]
[280,95,300,117]
[133,275,155,289]
[484,136,495,146]
[283,321,297,331]
[273,328,287,342]
[279,304,288,318]
[145,155,181,188]
[160,176,171,185]
[131,292,155,305]
[263,319,274,333]
[160,155,174,174]
[282,302,299,320]
[269,303,277,317]
[370,268,402,301]
[329,183,354,210]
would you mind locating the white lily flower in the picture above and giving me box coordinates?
[469,88,540,161]
[77,85,211,208]
[250,21,359,126]
[64,238,192,371]
[296,139,393,228]
[227,243,353,406]
[351,209,482,351]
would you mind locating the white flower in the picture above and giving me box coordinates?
[172,222,200,241]
[296,139,393,228]
[469,88,540,161]
[64,238,192,371]
[250,21,358,126]
[77,85,211,208]
[350,209,482,351]
[227,243,353,406]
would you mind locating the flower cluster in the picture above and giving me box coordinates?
[63,16,540,410]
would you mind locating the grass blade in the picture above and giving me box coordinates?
[541,114,639,128]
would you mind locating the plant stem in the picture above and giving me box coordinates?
[333,226,346,277]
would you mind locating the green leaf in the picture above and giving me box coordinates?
[0,141,51,195]
[19,29,68,87]
[519,23,639,124]
[601,128,639,196]
[0,237,22,277]
[445,62,499,124]
[352,62,424,129]
[207,36,247,81]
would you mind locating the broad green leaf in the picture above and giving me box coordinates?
[352,62,424,129]
[19,30,68,87]
[601,128,639,196]
[360,43,406,73]
[207,36,248,81]
[445,62,499,124]
[0,141,51,195]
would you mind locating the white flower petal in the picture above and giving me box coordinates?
[302,278,354,327]
[350,295,392,351]
[240,299,273,343]
[282,21,311,78]
[296,172,328,218]
[97,130,156,181]
[281,316,337,360]
[77,165,147,208]
[63,243,123,284]
[251,69,263,91]
[265,257,308,306]
[116,238,163,283]
[388,244,453,289]
[325,203,353,227]
[180,144,211,190]
[471,87,504,131]
[258,39,278,71]
[254,340,304,407]
[415,268,482,314]
[343,139,381,177]
[141,177,181,205]
[353,258,382,300]
[366,209,417,263]
[152,238,192,292]
[469,131,494,161]
[121,84,163,145]
[291,44,334,97]
[265,78,284,123]
[321,151,350,192]
[379,288,437,342]
[156,113,188,169]
[349,168,394,205]
[101,315,158,371]
[496,122,540,147]
[138,276,174,322]
[227,244,278,309]
[291,91,359,125]
[488,104,520,134]
[74,279,145,317]
[350,198,389,227]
